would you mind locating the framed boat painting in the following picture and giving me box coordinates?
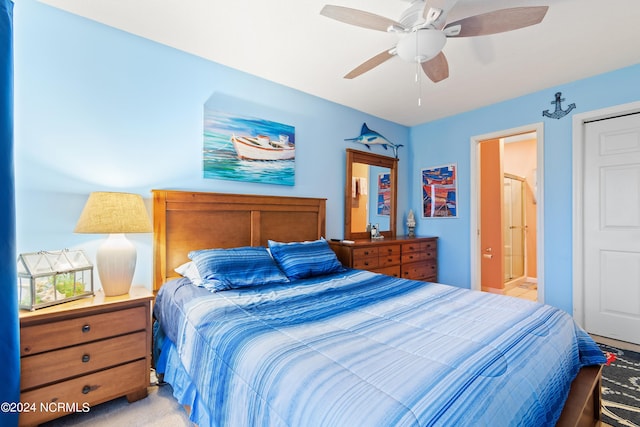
[422,164,457,218]
[203,109,295,186]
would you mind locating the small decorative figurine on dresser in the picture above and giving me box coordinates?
[407,209,416,237]
[370,223,384,240]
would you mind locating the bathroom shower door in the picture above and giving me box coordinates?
[504,174,525,282]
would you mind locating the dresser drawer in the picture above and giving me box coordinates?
[353,247,379,258]
[403,241,437,254]
[402,261,437,281]
[402,242,424,253]
[379,254,401,267]
[423,242,437,260]
[423,239,437,252]
[424,261,437,281]
[21,331,147,391]
[378,245,401,257]
[21,306,147,356]
[19,359,148,426]
[401,251,427,264]
[373,265,401,278]
[354,256,379,270]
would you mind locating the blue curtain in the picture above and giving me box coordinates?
[0,0,19,425]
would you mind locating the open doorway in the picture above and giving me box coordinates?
[469,123,544,303]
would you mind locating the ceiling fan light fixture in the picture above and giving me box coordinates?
[396,29,446,63]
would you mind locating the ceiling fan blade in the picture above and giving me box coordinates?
[321,5,406,32]
[421,51,449,83]
[423,0,460,29]
[344,49,396,79]
[444,6,548,37]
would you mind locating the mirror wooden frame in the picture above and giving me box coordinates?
[344,149,398,240]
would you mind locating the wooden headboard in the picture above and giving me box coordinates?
[152,190,327,292]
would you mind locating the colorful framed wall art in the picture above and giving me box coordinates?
[422,164,457,218]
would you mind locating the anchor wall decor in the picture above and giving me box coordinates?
[542,92,576,119]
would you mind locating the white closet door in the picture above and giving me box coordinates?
[584,112,640,344]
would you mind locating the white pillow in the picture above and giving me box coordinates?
[174,261,203,286]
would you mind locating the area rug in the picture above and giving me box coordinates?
[598,343,640,427]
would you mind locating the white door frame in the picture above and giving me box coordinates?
[572,101,640,327]
[470,122,545,302]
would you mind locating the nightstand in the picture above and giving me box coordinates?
[18,287,153,426]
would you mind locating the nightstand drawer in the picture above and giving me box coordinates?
[21,331,147,390]
[19,359,147,426]
[21,306,147,356]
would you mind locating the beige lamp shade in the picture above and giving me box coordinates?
[75,192,151,296]
[74,192,152,234]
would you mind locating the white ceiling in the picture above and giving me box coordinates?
[39,0,640,127]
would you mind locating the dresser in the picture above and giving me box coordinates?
[330,236,437,281]
[18,287,153,426]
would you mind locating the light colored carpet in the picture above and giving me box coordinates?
[41,381,192,427]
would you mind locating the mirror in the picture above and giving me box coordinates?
[344,149,398,240]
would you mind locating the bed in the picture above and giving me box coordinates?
[151,189,605,427]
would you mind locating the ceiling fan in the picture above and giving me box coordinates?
[320,0,548,83]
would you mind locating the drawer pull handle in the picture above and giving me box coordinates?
[82,354,91,363]
[82,385,91,395]
[82,324,91,333]
[364,251,370,255]
[364,261,369,266]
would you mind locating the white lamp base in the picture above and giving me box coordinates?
[96,233,136,296]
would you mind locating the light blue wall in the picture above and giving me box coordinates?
[409,63,640,313]
[12,0,409,290]
[13,1,640,315]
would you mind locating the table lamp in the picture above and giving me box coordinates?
[74,192,152,296]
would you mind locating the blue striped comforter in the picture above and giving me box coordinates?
[154,270,605,427]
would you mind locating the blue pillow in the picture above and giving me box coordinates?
[268,238,345,280]
[188,246,289,292]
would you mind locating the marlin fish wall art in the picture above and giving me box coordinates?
[345,123,403,158]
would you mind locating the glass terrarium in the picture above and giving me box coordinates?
[18,249,94,311]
